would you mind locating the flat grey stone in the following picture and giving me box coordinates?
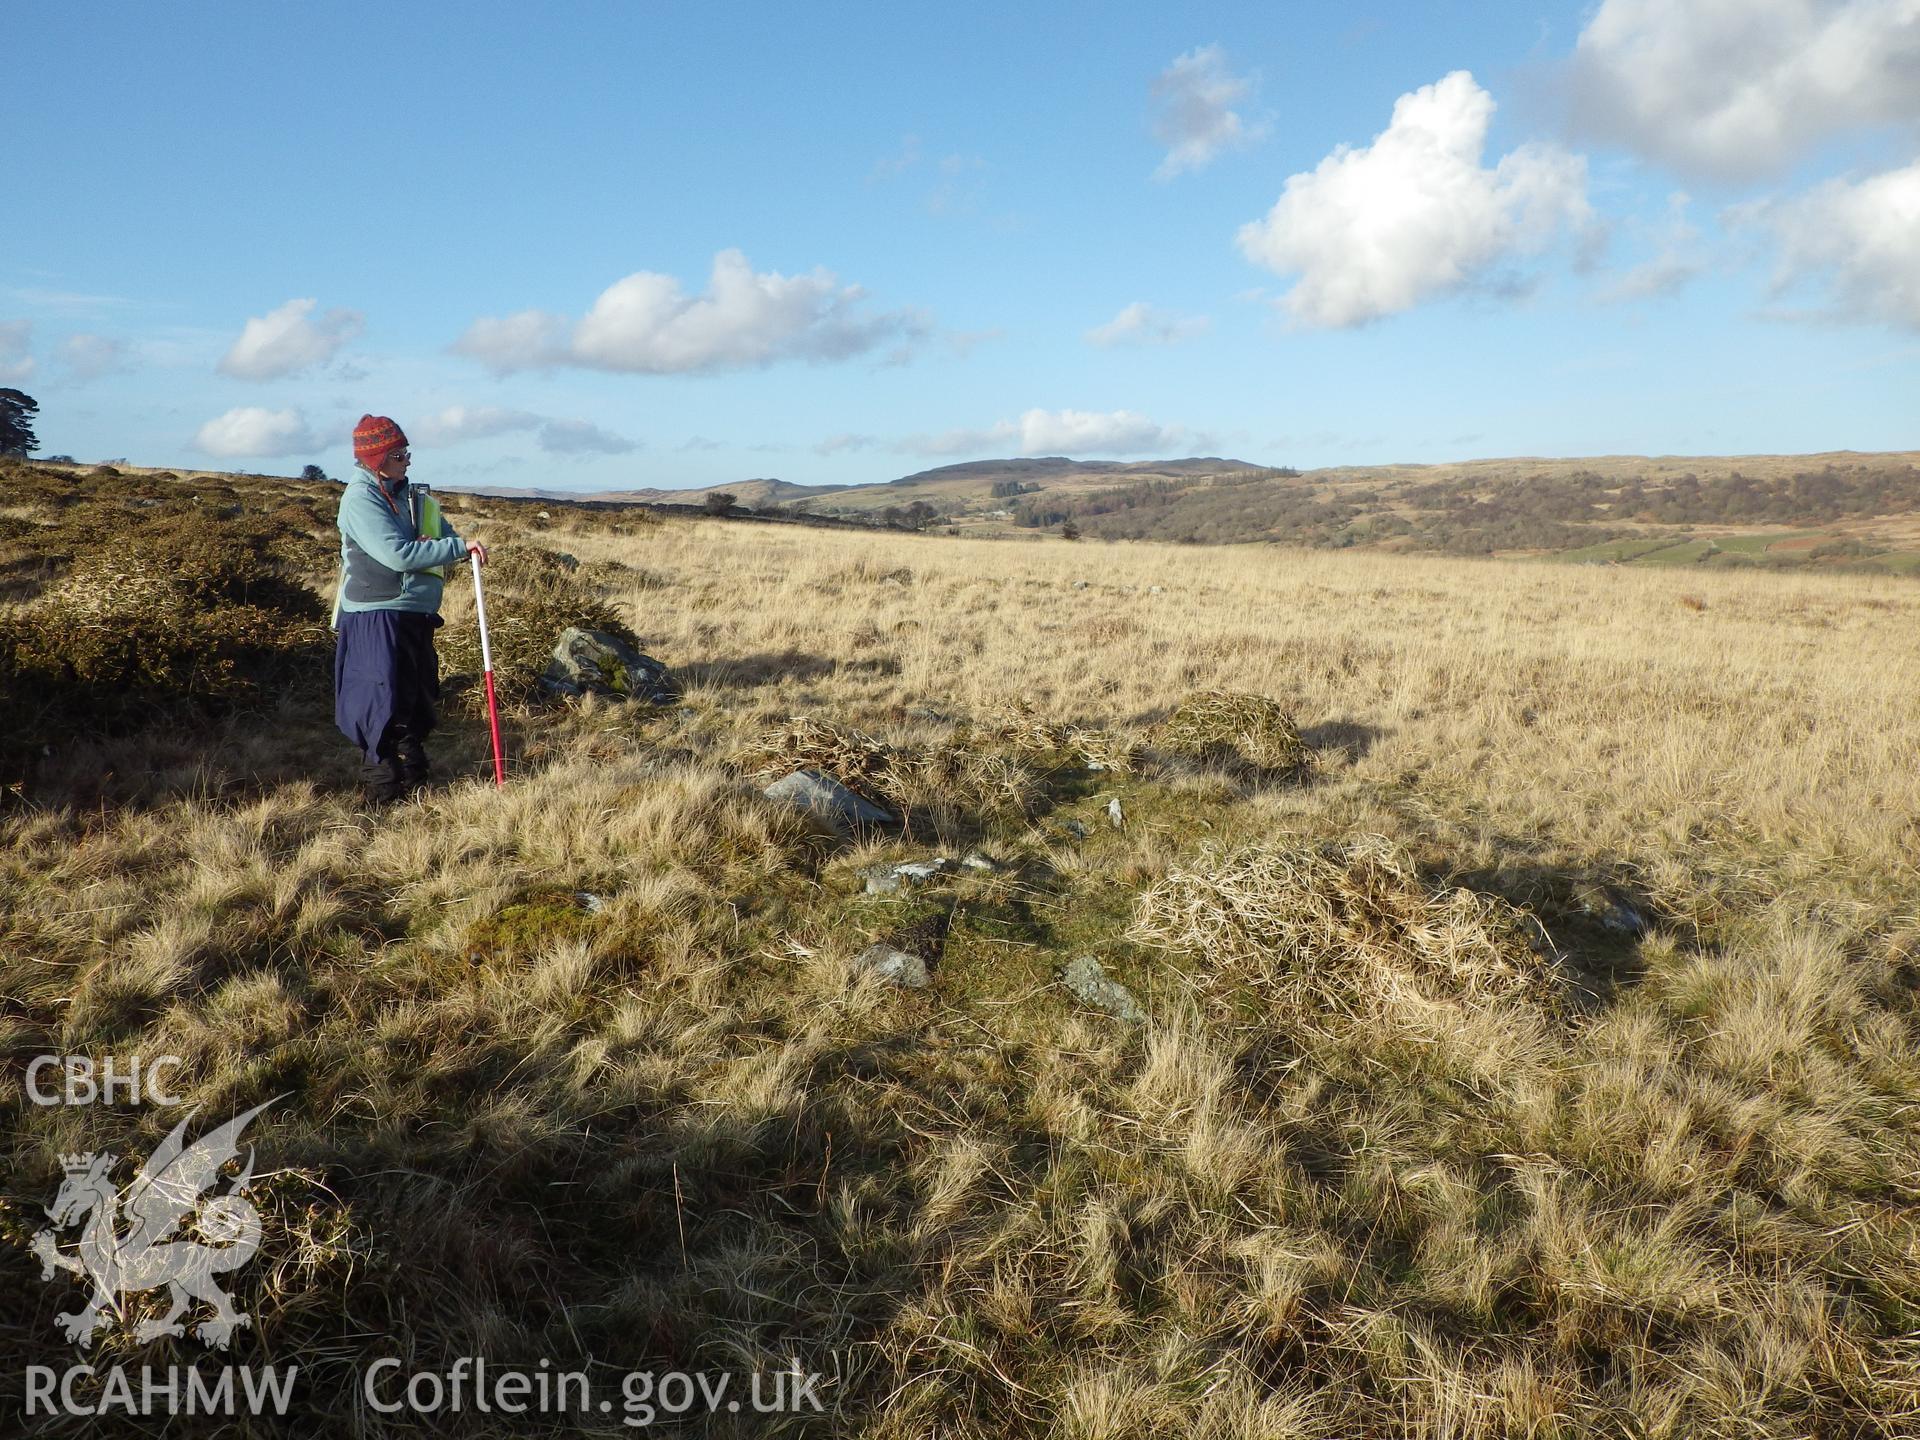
[763,769,894,832]
[1062,954,1145,1023]
[960,853,997,872]
[543,627,676,704]
[1106,797,1125,829]
[862,858,955,895]
[573,891,607,914]
[854,943,929,988]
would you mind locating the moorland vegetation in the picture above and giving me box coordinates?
[2,459,1918,1437]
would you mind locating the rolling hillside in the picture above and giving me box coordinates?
[477,450,1920,573]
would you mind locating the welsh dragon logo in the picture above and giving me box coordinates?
[29,1100,275,1349]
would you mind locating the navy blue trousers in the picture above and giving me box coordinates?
[334,611,441,765]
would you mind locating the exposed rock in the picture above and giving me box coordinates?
[862,858,955,895]
[1107,796,1125,830]
[961,852,997,872]
[573,891,607,915]
[762,769,895,832]
[1148,585,1164,594]
[1576,884,1650,937]
[1071,580,1089,590]
[1062,954,1145,1023]
[853,943,930,988]
[543,627,676,703]
[1062,819,1090,838]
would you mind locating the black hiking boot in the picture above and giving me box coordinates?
[360,757,407,807]
[395,734,432,796]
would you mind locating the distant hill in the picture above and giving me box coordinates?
[592,477,857,507]
[456,477,855,507]
[448,448,1920,573]
[883,456,1270,488]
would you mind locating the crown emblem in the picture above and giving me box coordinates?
[59,1152,108,1175]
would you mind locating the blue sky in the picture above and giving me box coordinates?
[5,1,1916,490]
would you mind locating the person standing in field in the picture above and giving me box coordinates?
[333,414,487,804]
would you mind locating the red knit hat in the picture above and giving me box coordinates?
[353,414,407,470]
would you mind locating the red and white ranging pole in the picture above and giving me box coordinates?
[470,550,507,787]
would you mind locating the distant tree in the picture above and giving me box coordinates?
[43,453,75,464]
[1060,520,1082,541]
[0,388,39,457]
[703,490,738,515]
[904,500,938,529]
[300,463,329,484]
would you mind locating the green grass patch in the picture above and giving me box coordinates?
[463,887,603,960]
[1711,530,1821,554]
[1560,536,1685,564]
[1633,539,1720,566]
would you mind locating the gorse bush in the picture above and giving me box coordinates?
[0,463,332,784]
[437,545,641,706]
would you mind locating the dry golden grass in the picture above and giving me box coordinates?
[1128,834,1559,1014]
[4,490,1920,1437]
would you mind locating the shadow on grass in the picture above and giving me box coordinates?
[0,1013,936,1436]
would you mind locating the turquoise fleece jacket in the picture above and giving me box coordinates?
[335,464,468,615]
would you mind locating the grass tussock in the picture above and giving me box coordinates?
[738,712,1047,822]
[977,696,1141,775]
[1129,835,1560,1017]
[1157,689,1309,777]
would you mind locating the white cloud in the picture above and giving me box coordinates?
[454,250,927,375]
[61,333,130,381]
[1085,301,1211,346]
[1152,45,1266,179]
[448,310,570,374]
[414,403,637,456]
[1569,0,1920,180]
[218,298,365,380]
[1237,71,1592,328]
[1597,192,1707,303]
[412,405,544,446]
[1737,160,1920,326]
[0,320,34,383]
[814,433,877,456]
[194,406,320,458]
[538,419,637,455]
[905,408,1191,457]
